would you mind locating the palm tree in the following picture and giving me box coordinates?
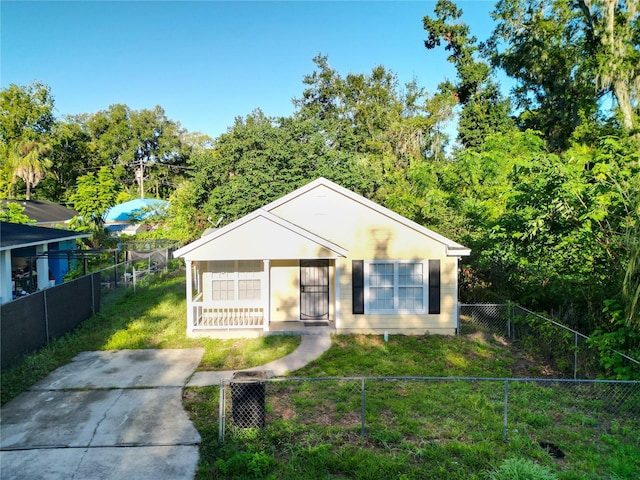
[10,138,52,199]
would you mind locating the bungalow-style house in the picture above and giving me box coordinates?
[173,178,470,337]
[0,222,91,304]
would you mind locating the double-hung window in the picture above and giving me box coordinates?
[365,261,426,313]
[206,260,262,302]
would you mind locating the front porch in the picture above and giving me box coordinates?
[185,258,341,338]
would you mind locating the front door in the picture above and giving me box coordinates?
[300,260,329,321]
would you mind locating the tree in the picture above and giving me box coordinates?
[0,81,55,198]
[70,166,120,229]
[38,118,92,202]
[0,81,54,145]
[423,0,514,149]
[0,202,34,223]
[84,104,188,198]
[578,0,640,131]
[487,0,639,149]
[8,138,52,199]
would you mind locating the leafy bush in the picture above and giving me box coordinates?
[485,457,558,480]
[589,300,640,380]
[214,450,276,479]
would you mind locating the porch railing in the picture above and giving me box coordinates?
[192,300,265,329]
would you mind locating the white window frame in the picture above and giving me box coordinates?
[207,260,263,303]
[363,260,427,314]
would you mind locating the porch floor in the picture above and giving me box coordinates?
[269,320,336,335]
[188,320,335,339]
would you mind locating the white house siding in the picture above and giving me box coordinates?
[270,184,459,334]
[270,260,300,322]
[184,215,339,262]
[0,250,11,304]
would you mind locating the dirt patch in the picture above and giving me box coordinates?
[463,331,563,378]
[267,385,360,429]
[466,330,509,347]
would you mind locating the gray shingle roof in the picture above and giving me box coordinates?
[0,222,90,250]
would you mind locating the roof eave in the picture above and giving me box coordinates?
[0,233,91,252]
[446,247,471,257]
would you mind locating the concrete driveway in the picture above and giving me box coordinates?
[1,348,204,480]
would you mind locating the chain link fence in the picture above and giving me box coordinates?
[459,303,512,336]
[97,244,180,295]
[218,376,640,456]
[459,303,640,379]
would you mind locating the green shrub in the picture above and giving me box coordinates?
[485,457,558,480]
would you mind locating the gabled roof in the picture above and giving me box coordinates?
[1,199,77,224]
[263,178,471,257]
[173,209,347,260]
[0,222,91,251]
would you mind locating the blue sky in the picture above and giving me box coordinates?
[2,1,498,140]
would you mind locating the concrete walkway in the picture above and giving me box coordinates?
[187,332,332,386]
[0,349,204,480]
[0,334,332,480]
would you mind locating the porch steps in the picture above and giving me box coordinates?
[301,320,330,327]
[266,321,334,336]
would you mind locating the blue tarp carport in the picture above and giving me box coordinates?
[104,199,169,222]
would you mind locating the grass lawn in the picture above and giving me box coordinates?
[184,328,639,479]
[0,273,300,405]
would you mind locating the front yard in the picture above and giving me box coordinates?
[2,273,638,479]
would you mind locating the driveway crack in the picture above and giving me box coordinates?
[70,388,126,479]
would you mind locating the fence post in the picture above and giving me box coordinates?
[361,378,366,441]
[91,273,95,314]
[43,289,50,343]
[503,379,509,442]
[574,332,578,380]
[219,379,225,443]
[507,301,512,339]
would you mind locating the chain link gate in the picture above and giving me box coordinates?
[459,303,511,336]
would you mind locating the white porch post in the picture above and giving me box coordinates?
[185,260,194,333]
[36,243,50,290]
[334,258,341,329]
[263,259,270,331]
[0,249,12,304]
[454,256,460,334]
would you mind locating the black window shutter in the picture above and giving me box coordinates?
[428,259,441,314]
[352,260,364,314]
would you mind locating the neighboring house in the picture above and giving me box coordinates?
[173,178,470,337]
[104,198,169,236]
[0,222,91,305]
[1,199,78,227]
